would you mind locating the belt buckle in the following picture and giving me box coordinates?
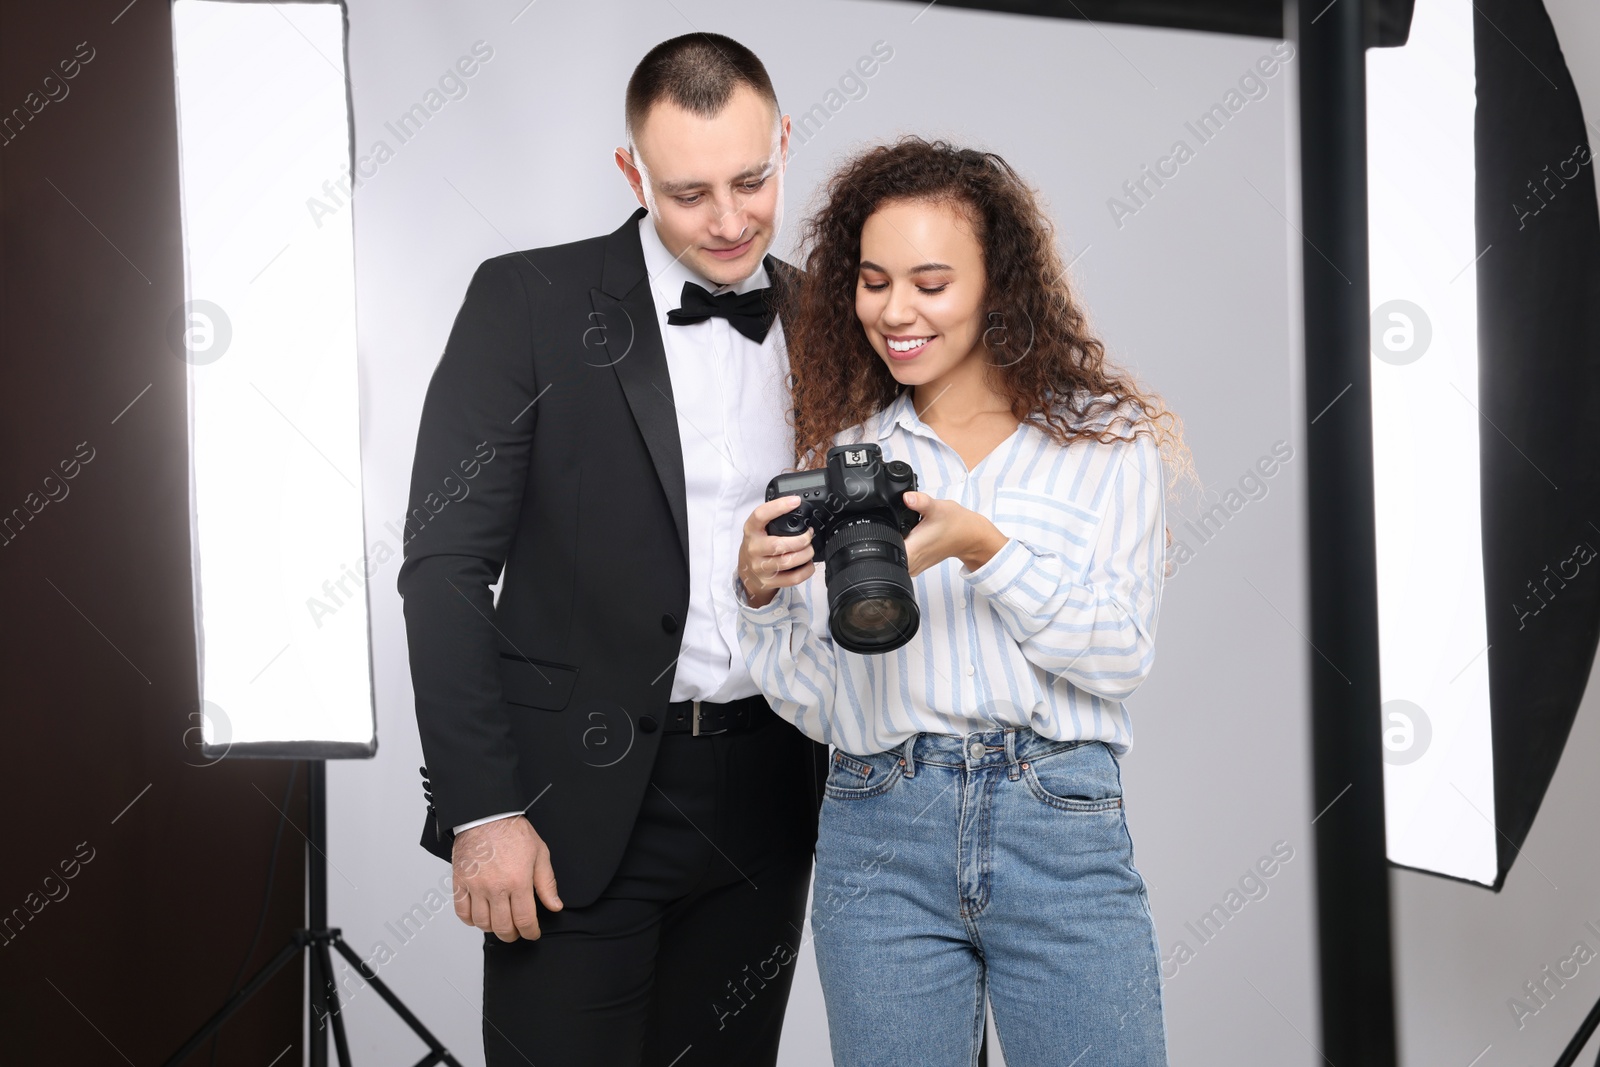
[691,700,728,737]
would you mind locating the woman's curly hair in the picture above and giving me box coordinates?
[781,135,1195,494]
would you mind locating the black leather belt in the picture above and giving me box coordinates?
[663,695,771,735]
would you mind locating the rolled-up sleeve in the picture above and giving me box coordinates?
[734,573,839,745]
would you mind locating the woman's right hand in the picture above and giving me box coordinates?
[737,496,817,609]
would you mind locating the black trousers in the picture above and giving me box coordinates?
[482,707,822,1066]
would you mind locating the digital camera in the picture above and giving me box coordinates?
[763,443,922,654]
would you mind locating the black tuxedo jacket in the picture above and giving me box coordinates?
[398,207,828,908]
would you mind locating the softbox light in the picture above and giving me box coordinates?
[172,0,376,758]
[1368,0,1600,888]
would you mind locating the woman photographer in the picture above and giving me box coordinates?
[734,136,1194,1067]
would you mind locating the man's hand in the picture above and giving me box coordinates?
[451,814,563,941]
[737,495,816,608]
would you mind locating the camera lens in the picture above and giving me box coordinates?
[822,517,920,654]
[834,595,917,647]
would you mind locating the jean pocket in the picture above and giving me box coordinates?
[1021,741,1124,813]
[824,748,901,800]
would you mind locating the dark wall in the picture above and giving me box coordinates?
[0,1,306,1062]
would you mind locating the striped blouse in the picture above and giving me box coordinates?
[733,388,1168,757]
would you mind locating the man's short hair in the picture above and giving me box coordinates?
[625,33,779,148]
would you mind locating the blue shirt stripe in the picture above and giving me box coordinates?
[735,390,1167,757]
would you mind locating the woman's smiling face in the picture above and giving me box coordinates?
[855,197,987,388]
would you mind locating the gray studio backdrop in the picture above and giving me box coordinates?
[325,1,1600,1064]
[330,2,1319,1063]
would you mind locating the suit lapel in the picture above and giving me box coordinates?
[589,208,800,572]
[763,252,797,321]
[590,207,691,567]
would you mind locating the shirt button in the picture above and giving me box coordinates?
[968,741,986,760]
[966,664,976,677]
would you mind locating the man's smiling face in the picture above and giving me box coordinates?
[617,83,791,287]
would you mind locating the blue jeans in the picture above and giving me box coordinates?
[810,728,1168,1067]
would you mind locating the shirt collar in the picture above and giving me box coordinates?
[637,214,771,304]
[873,388,1049,447]
[874,389,921,441]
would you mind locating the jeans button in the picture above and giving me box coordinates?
[968,740,986,760]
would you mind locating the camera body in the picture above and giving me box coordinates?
[764,442,921,540]
[763,443,923,654]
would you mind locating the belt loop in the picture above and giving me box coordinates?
[900,734,917,778]
[1004,728,1021,781]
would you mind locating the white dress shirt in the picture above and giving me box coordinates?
[638,216,797,705]
[733,389,1168,757]
[454,215,794,834]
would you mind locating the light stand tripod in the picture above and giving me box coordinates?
[163,761,462,1066]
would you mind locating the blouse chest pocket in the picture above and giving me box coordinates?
[990,486,1105,582]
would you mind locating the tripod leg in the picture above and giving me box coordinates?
[331,934,464,1066]
[317,940,354,1067]
[160,940,305,1067]
[1555,989,1600,1067]
[309,936,330,1067]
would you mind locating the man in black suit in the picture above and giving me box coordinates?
[397,32,827,1067]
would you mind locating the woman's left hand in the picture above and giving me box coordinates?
[900,491,1010,577]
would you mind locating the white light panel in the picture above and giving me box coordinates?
[173,0,375,756]
[1367,0,1495,884]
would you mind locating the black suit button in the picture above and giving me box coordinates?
[661,613,679,633]
[639,715,658,733]
[418,766,428,777]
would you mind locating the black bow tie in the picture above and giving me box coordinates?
[666,281,776,344]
